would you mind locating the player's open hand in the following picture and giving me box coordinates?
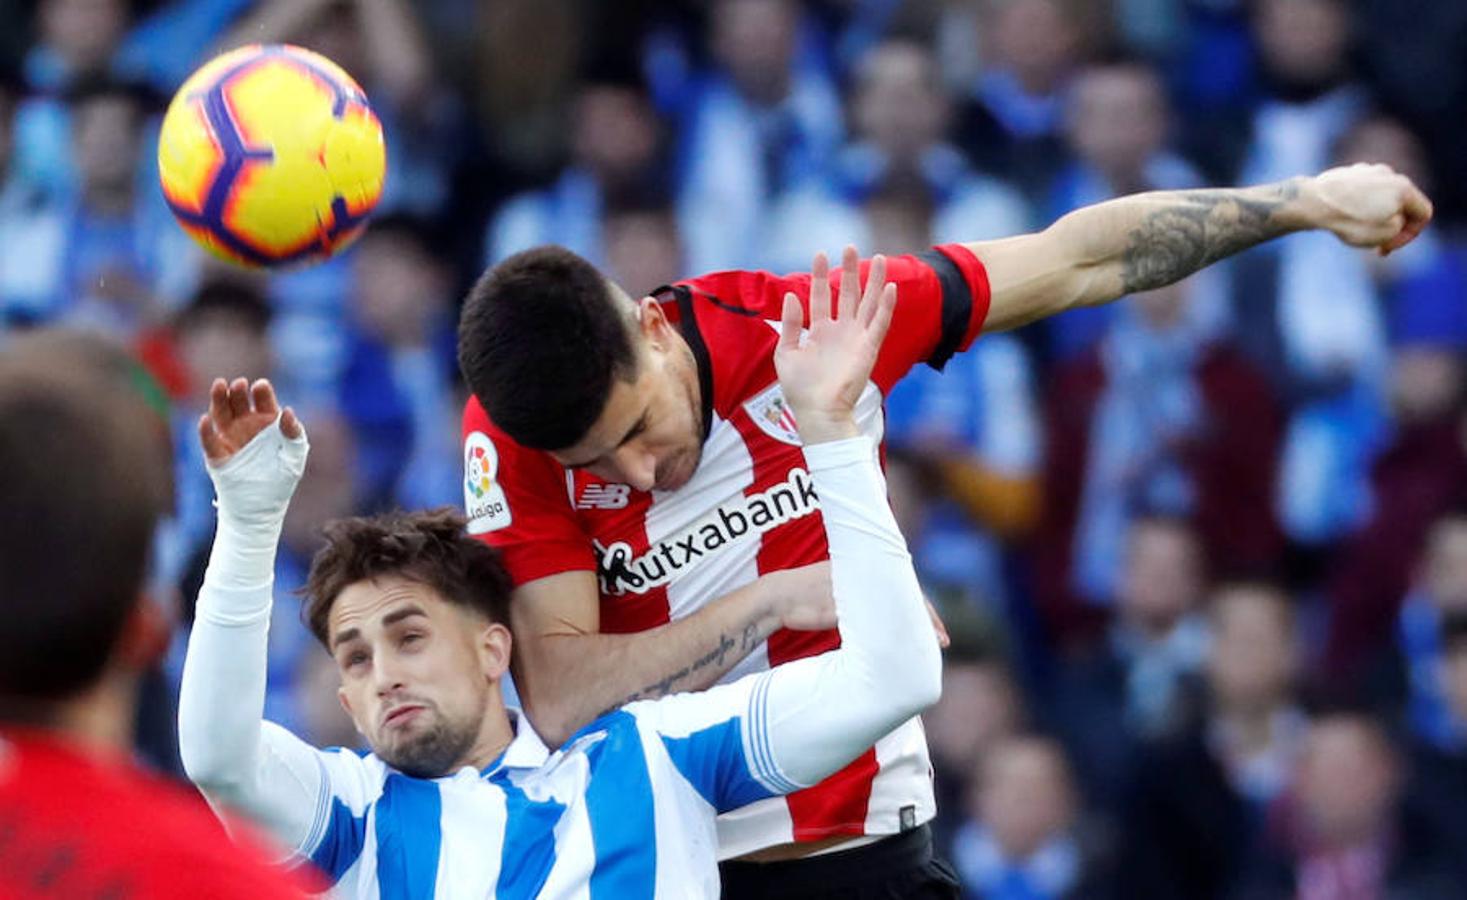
[199,377,302,465]
[775,246,896,445]
[199,377,308,526]
[1305,163,1433,256]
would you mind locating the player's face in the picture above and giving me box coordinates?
[329,575,510,778]
[551,299,705,493]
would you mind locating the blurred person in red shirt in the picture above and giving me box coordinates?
[0,329,313,899]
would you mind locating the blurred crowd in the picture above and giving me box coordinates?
[2,0,1467,896]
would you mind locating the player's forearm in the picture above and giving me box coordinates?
[973,178,1312,331]
[179,513,325,850]
[518,582,781,746]
[178,517,277,798]
[763,437,941,787]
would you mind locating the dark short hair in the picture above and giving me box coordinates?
[0,331,172,703]
[302,508,513,647]
[458,246,638,450]
[360,211,445,260]
[174,279,271,337]
[64,74,161,114]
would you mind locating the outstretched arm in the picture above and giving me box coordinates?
[759,251,940,785]
[630,252,939,804]
[970,163,1434,332]
[177,378,328,853]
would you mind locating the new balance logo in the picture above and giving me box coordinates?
[577,483,632,510]
[594,467,821,595]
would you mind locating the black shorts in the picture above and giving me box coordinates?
[718,825,960,900]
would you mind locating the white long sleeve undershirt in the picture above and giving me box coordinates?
[757,436,942,788]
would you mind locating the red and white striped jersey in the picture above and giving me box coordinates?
[462,244,991,858]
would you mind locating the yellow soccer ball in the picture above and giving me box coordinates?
[157,44,386,267]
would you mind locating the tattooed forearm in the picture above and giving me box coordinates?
[598,620,774,716]
[1120,180,1301,294]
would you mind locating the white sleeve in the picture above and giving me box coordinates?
[178,578,330,855]
[177,421,374,864]
[757,436,942,788]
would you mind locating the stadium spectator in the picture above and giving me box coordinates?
[765,37,1031,273]
[52,77,200,334]
[1047,516,1211,812]
[468,0,584,183]
[1323,354,1467,678]
[1367,514,1467,747]
[0,64,66,326]
[1352,0,1467,222]
[949,735,1109,899]
[0,330,312,898]
[1240,0,1366,186]
[486,73,665,269]
[1033,277,1283,632]
[10,0,139,195]
[1404,611,1467,888]
[924,649,1029,857]
[675,0,844,271]
[954,0,1087,203]
[339,214,460,511]
[1239,711,1456,897]
[1122,582,1306,899]
[602,195,685,299]
[1042,53,1203,362]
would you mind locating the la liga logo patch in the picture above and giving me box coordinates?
[463,431,512,534]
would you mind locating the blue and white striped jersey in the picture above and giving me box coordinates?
[291,674,790,899]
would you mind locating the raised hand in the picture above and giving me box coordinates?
[774,246,897,445]
[199,377,303,465]
[198,377,308,525]
[1306,163,1434,255]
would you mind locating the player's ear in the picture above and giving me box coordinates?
[478,622,512,682]
[337,686,365,734]
[635,296,672,349]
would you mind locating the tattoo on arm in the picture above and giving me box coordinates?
[597,620,774,716]
[1120,180,1301,294]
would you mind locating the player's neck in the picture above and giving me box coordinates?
[463,696,517,771]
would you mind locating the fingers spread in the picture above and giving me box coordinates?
[863,254,887,322]
[208,378,230,427]
[227,377,251,419]
[777,292,803,352]
[280,406,304,440]
[810,252,831,326]
[837,245,859,318]
[868,282,897,347]
[198,413,226,462]
[251,379,278,419]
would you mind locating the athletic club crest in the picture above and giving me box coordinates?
[743,382,802,446]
